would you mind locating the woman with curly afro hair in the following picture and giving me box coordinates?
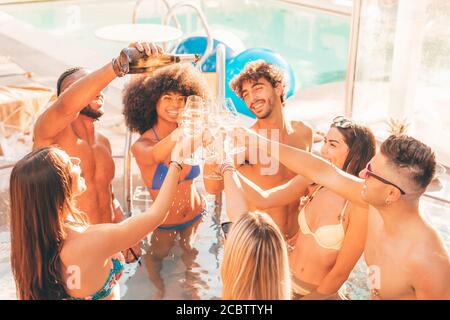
[122,63,211,299]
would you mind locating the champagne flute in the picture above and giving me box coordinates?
[219,98,246,155]
[180,95,207,165]
[203,100,225,180]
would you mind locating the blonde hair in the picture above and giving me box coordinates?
[221,212,291,300]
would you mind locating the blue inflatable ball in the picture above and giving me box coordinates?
[225,48,296,118]
[175,36,236,72]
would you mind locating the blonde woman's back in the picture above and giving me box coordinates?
[221,211,291,300]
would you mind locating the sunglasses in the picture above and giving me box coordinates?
[221,221,233,239]
[362,162,406,195]
[332,116,354,129]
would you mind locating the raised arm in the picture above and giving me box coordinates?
[89,133,199,258]
[242,128,367,206]
[238,173,309,210]
[33,63,116,144]
[222,165,249,222]
[33,42,162,145]
[132,128,179,166]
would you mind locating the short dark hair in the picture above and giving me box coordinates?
[380,135,436,190]
[56,67,84,96]
[230,60,286,104]
[122,64,210,134]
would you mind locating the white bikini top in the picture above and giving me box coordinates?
[298,186,348,251]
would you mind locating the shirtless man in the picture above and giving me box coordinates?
[244,129,450,299]
[228,60,313,239]
[33,42,161,261]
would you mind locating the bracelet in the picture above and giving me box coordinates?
[220,162,235,176]
[169,160,183,172]
[111,50,129,77]
[111,58,125,77]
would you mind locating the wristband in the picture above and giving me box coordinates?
[111,50,129,77]
[169,160,183,172]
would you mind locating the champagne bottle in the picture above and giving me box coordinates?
[121,48,201,74]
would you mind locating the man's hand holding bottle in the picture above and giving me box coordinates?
[112,42,163,77]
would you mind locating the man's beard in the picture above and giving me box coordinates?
[80,106,104,120]
[255,106,273,119]
[253,98,275,120]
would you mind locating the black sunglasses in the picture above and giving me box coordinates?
[362,162,406,195]
[221,221,233,239]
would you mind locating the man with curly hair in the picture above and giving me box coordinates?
[228,60,313,240]
[33,42,159,262]
[122,63,211,299]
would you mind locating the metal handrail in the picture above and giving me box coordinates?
[215,43,226,102]
[163,1,214,70]
[123,129,134,216]
[279,0,352,17]
[344,0,361,118]
[132,0,181,29]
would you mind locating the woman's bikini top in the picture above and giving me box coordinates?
[67,253,124,300]
[150,127,200,190]
[298,186,348,251]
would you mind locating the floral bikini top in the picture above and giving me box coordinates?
[67,253,125,300]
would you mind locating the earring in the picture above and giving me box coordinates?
[385,198,391,205]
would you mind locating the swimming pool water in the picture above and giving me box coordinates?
[0,0,448,301]
[0,0,350,90]
[0,169,449,300]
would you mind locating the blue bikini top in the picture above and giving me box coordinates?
[150,127,200,190]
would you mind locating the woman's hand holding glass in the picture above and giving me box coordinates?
[170,130,202,166]
[203,126,227,180]
[217,98,246,155]
[179,95,208,165]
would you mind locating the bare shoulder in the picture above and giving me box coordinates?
[407,221,450,297]
[62,224,113,264]
[131,134,156,155]
[96,132,112,149]
[289,120,313,150]
[134,134,157,148]
[290,120,313,136]
[408,221,449,269]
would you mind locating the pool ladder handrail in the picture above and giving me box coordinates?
[132,0,181,28]
[163,1,214,70]
[123,44,227,217]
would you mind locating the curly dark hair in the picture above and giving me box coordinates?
[122,63,210,134]
[229,60,286,104]
[380,135,436,191]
